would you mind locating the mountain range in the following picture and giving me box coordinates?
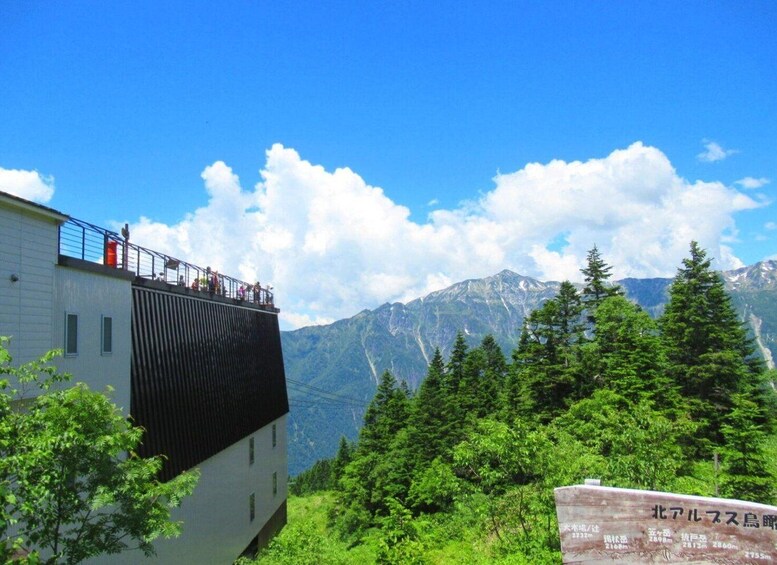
[282,260,777,475]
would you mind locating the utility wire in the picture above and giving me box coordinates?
[286,378,368,407]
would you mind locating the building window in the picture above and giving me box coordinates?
[249,492,255,522]
[101,316,113,355]
[273,472,277,496]
[249,436,255,465]
[272,423,277,448]
[65,313,78,356]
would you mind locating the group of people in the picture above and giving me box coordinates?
[150,265,271,305]
[188,268,224,294]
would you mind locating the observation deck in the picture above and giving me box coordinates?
[57,217,277,313]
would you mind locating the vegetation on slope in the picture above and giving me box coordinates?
[255,243,776,564]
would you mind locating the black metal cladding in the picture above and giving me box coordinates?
[130,287,289,481]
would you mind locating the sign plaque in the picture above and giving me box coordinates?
[555,484,777,563]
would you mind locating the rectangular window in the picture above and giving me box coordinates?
[101,316,113,355]
[272,423,277,448]
[65,313,78,356]
[249,492,255,522]
[273,472,277,496]
[249,436,255,465]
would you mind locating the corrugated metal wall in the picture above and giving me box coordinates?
[130,287,288,480]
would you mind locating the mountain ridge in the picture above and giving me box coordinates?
[283,260,777,475]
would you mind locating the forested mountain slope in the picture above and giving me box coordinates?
[282,260,777,475]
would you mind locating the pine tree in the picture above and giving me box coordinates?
[503,321,533,420]
[660,242,766,449]
[510,282,584,421]
[459,347,487,419]
[443,332,469,431]
[581,245,622,325]
[408,349,449,466]
[592,295,676,406]
[359,371,410,456]
[478,335,508,416]
[553,281,586,360]
[720,394,774,504]
[445,332,468,396]
[332,435,353,486]
[339,371,412,520]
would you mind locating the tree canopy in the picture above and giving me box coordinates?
[284,243,776,563]
[0,339,198,564]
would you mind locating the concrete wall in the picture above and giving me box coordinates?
[92,413,288,565]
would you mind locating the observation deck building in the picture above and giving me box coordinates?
[0,190,289,564]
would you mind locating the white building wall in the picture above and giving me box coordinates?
[0,198,63,363]
[3,192,289,564]
[51,265,133,411]
[93,413,289,565]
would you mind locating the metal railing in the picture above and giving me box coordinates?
[58,217,274,307]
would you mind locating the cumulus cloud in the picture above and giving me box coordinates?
[736,176,770,189]
[124,142,763,329]
[0,167,55,202]
[766,222,777,231]
[697,140,738,162]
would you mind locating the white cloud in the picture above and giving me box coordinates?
[697,140,738,163]
[736,176,770,189]
[0,167,55,202]
[765,222,777,231]
[125,142,763,329]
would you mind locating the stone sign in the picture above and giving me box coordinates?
[555,483,777,563]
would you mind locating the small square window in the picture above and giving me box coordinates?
[273,472,277,496]
[272,423,277,448]
[249,437,255,466]
[249,492,255,522]
[101,316,113,355]
[65,313,78,356]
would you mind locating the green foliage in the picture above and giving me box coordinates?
[408,458,462,513]
[242,493,373,565]
[408,349,450,467]
[660,241,766,449]
[591,296,678,406]
[0,338,198,564]
[453,419,547,495]
[581,245,622,323]
[375,498,424,565]
[510,282,585,421]
[720,394,775,503]
[290,459,334,496]
[294,241,777,563]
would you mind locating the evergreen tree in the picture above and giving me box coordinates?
[408,349,449,466]
[332,436,352,486]
[478,335,508,417]
[445,332,468,396]
[592,295,677,406]
[660,242,766,448]
[291,459,334,495]
[502,322,532,420]
[360,371,409,455]
[339,371,412,520]
[581,245,622,325]
[511,282,584,421]
[459,347,487,419]
[720,394,774,503]
[553,281,586,361]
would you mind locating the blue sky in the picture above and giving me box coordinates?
[2,2,775,328]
